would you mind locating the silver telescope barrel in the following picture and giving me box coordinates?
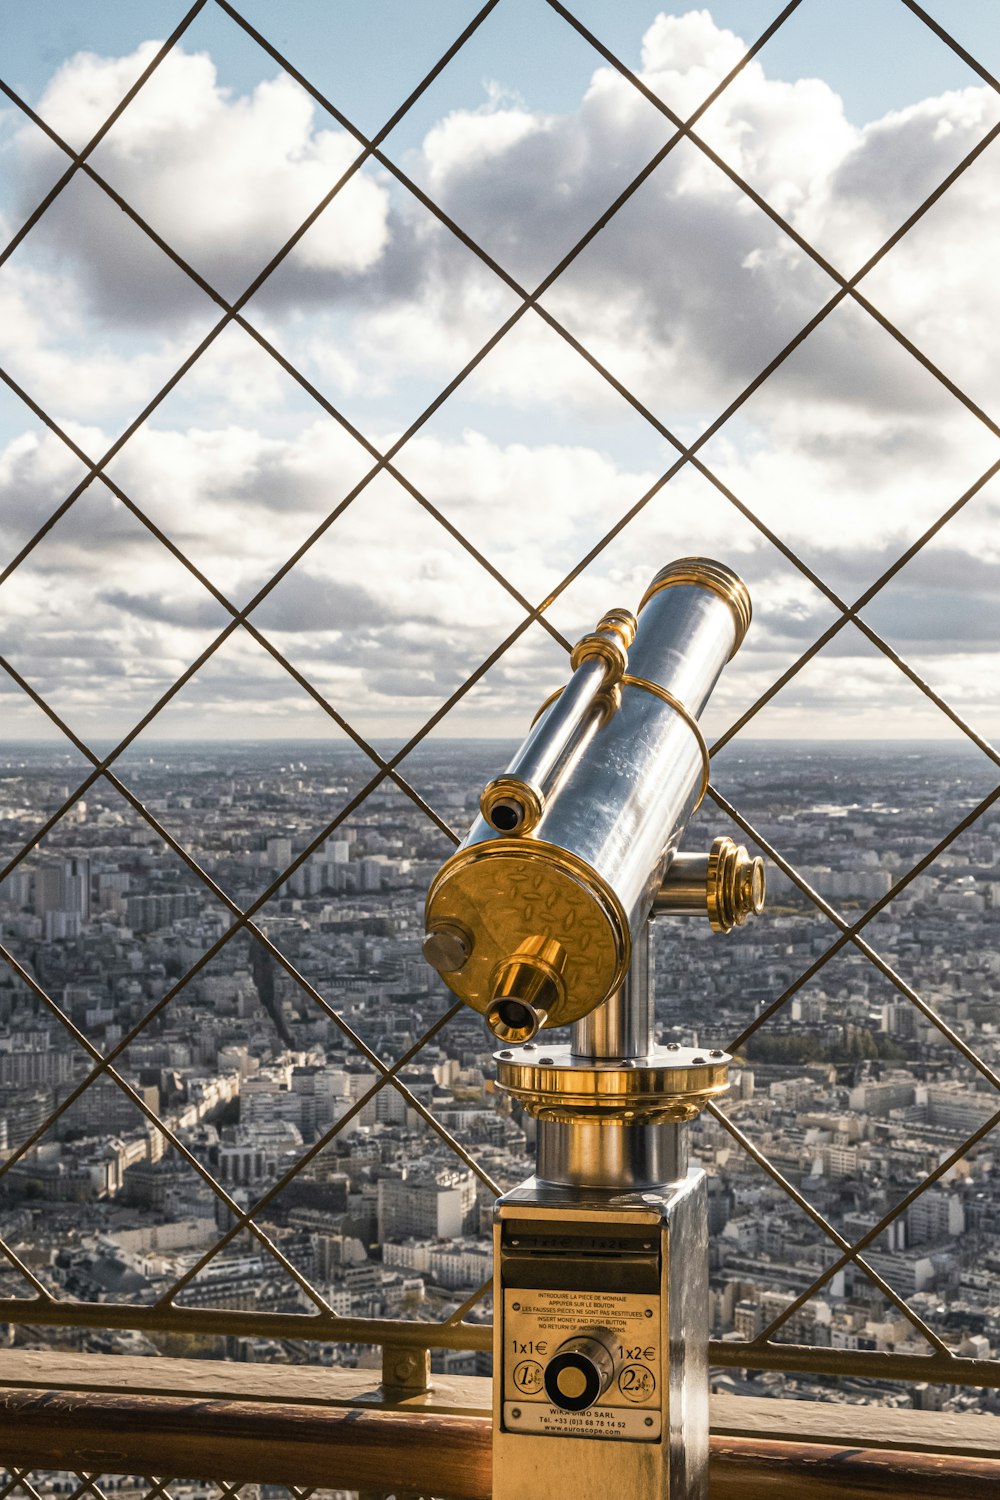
[423,557,751,1035]
[479,608,636,835]
[480,657,607,836]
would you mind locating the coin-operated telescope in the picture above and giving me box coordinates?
[423,557,764,1500]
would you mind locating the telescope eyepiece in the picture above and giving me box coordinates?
[424,557,760,1031]
[487,996,548,1044]
[490,799,524,832]
[481,777,544,835]
[485,934,567,1041]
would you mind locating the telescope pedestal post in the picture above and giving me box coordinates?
[491,921,717,1500]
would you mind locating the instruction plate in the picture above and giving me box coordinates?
[502,1287,661,1441]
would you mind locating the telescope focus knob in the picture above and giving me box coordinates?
[706,835,765,932]
[653,837,766,931]
[544,1329,620,1411]
[423,923,473,974]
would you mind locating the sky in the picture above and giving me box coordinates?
[1,0,999,754]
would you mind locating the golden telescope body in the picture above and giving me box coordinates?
[423,557,762,1041]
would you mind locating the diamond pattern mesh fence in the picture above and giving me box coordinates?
[0,1477,320,1500]
[1,0,1000,1400]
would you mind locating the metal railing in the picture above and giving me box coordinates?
[1,0,999,1397]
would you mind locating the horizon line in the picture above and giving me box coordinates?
[0,736,991,750]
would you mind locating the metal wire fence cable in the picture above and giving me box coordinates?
[456,148,1000,764]
[444,1277,495,1328]
[0,351,559,843]
[6,1476,48,1500]
[0,640,456,915]
[0,0,210,276]
[521,282,1000,766]
[521,117,1000,627]
[0,599,534,1037]
[0,370,468,849]
[62,1475,109,1500]
[0,609,553,1186]
[0,117,582,813]
[0,14,983,798]
[903,0,1000,93]
[172,0,1000,587]
[0,625,458,887]
[218,0,802,320]
[8,726,984,1337]
[0,750,502,1236]
[156,996,491,1309]
[546,0,1000,443]
[213,0,873,625]
[709,456,1000,756]
[217,0,984,689]
[7,322,971,1200]
[700,782,1000,1347]
[0,60,876,851]
[708,786,1000,1092]
[0,87,576,669]
[847,610,1000,762]
[0,937,342,1313]
[129,1480,175,1500]
[505,9,1000,770]
[0,0,506,595]
[721,788,1000,1055]
[0,826,498,1219]
[703,1101,952,1355]
[0,0,995,1374]
[4,0,992,794]
[752,1100,1000,1346]
[5,613,900,1262]
[194,5,864,635]
[0,1236,53,1299]
[0,441,983,1302]
[0,361,534,873]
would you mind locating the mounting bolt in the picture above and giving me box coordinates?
[381,1343,430,1396]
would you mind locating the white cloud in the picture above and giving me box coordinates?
[3,408,998,743]
[2,10,998,741]
[0,251,212,426]
[16,42,391,313]
[390,14,1000,421]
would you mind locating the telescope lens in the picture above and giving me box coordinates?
[497,1000,532,1030]
[489,799,523,831]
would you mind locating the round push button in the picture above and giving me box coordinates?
[544,1349,602,1411]
[543,1330,618,1412]
[555,1364,588,1401]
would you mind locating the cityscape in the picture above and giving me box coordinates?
[1,738,999,1417]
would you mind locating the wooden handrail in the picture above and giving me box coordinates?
[2,1353,999,1498]
[0,1388,490,1499]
